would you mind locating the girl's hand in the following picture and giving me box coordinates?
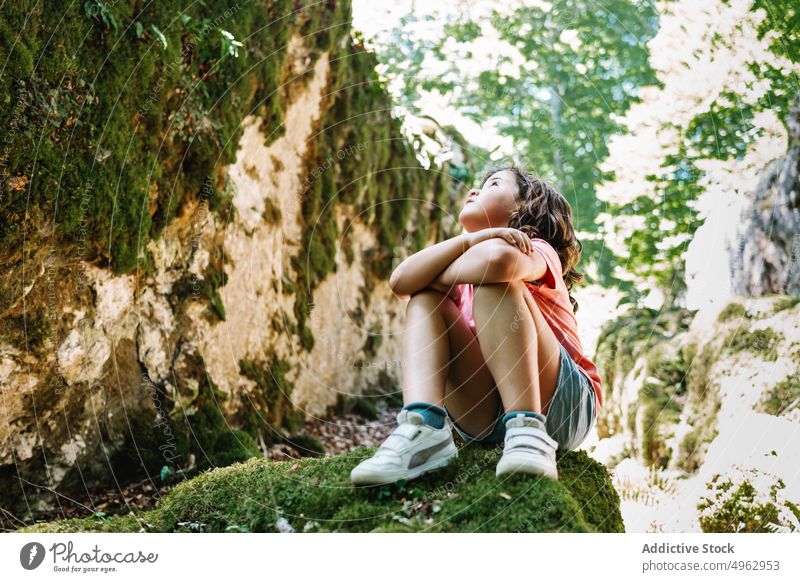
[467,227,534,255]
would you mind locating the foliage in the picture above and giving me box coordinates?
[757,372,800,417]
[698,473,797,533]
[369,1,659,288]
[771,295,800,313]
[175,372,262,472]
[717,302,750,322]
[595,0,800,300]
[726,325,784,361]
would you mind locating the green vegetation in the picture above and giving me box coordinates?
[638,345,689,468]
[170,251,229,321]
[0,0,311,271]
[698,475,797,533]
[757,373,800,417]
[172,369,261,472]
[727,326,784,362]
[771,295,800,313]
[677,428,703,473]
[791,342,800,366]
[283,433,326,457]
[288,30,460,350]
[371,0,659,289]
[351,396,379,421]
[674,342,721,473]
[17,446,624,533]
[594,306,692,437]
[595,307,724,472]
[0,1,464,350]
[261,197,282,225]
[238,356,299,438]
[717,302,749,322]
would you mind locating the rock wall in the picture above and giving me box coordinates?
[592,295,799,532]
[0,2,468,523]
[590,92,800,532]
[729,95,800,297]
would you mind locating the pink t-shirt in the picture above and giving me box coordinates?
[450,237,603,408]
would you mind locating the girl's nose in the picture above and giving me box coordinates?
[468,188,479,199]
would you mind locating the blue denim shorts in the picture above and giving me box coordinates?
[445,344,597,451]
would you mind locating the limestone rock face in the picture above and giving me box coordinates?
[0,6,465,523]
[729,95,800,297]
[590,97,800,532]
[593,296,800,531]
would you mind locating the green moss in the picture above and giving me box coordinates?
[17,446,623,533]
[363,329,383,357]
[171,259,228,321]
[771,295,800,313]
[727,325,784,361]
[639,401,677,469]
[1,1,467,360]
[671,340,722,472]
[0,1,339,272]
[677,427,717,473]
[284,25,469,353]
[352,396,379,421]
[261,197,282,225]
[756,372,800,417]
[0,310,53,351]
[595,306,693,434]
[238,356,296,439]
[717,302,749,322]
[175,373,261,473]
[284,433,326,457]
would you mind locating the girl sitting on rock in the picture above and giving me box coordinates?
[351,166,602,485]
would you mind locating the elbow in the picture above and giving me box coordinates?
[389,266,401,292]
[388,266,409,297]
[473,241,516,284]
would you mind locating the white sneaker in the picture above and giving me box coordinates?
[350,409,457,485]
[496,413,558,479]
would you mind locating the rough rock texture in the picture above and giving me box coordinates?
[592,295,800,531]
[588,94,800,532]
[0,2,467,524]
[17,445,625,533]
[729,95,800,297]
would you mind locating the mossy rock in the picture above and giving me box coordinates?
[717,302,749,322]
[726,325,784,361]
[771,295,800,314]
[757,372,800,417]
[17,446,623,533]
[284,433,326,457]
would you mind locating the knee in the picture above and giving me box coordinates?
[407,287,455,311]
[472,280,525,306]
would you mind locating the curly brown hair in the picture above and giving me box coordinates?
[479,165,585,313]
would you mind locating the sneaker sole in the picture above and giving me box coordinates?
[351,448,458,486]
[496,456,558,480]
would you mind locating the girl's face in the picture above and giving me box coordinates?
[459,170,521,232]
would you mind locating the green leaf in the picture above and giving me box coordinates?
[150,24,168,50]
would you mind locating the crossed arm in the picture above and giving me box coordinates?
[388,232,548,301]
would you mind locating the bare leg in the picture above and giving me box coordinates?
[401,289,501,436]
[471,281,562,415]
